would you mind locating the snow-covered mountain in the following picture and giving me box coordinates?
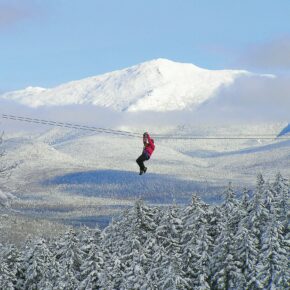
[0,58,254,112]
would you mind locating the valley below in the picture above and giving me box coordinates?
[1,122,289,243]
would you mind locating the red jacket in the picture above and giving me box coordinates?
[143,133,155,156]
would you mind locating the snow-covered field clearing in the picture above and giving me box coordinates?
[1,121,289,235]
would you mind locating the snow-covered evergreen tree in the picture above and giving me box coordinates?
[22,238,54,290]
[211,184,245,289]
[256,212,289,289]
[99,218,122,289]
[78,241,104,290]
[143,231,168,289]
[55,228,84,289]
[208,205,222,246]
[234,215,258,289]
[156,204,183,258]
[193,218,212,290]
[272,172,289,236]
[100,252,124,290]
[211,219,244,289]
[181,194,205,284]
[121,247,148,290]
[0,260,16,290]
[119,200,159,289]
[154,204,189,289]
[263,181,276,213]
[78,225,103,282]
[0,244,24,289]
[241,187,250,214]
[157,254,190,290]
[221,182,241,233]
[78,226,96,258]
[247,174,268,248]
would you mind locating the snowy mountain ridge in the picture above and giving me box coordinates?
[0,58,261,112]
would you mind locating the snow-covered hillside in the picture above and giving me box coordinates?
[4,123,289,197]
[0,59,252,112]
[1,123,289,231]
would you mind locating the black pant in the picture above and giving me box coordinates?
[136,152,150,171]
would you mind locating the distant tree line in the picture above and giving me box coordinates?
[0,173,289,289]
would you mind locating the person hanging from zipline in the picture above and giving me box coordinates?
[136,132,155,175]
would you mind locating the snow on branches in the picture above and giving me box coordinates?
[0,174,289,289]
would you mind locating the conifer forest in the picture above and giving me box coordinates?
[0,173,289,290]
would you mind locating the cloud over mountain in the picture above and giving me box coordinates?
[197,74,290,122]
[239,36,290,71]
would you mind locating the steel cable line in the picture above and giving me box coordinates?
[2,114,140,138]
[1,112,287,203]
[2,113,290,140]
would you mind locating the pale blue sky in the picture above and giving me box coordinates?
[1,0,290,92]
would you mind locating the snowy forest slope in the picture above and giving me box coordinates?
[0,173,289,289]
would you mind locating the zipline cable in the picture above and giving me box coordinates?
[1,113,288,204]
[2,114,140,138]
[2,113,290,140]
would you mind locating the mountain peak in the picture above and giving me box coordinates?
[136,58,203,74]
[1,59,254,111]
